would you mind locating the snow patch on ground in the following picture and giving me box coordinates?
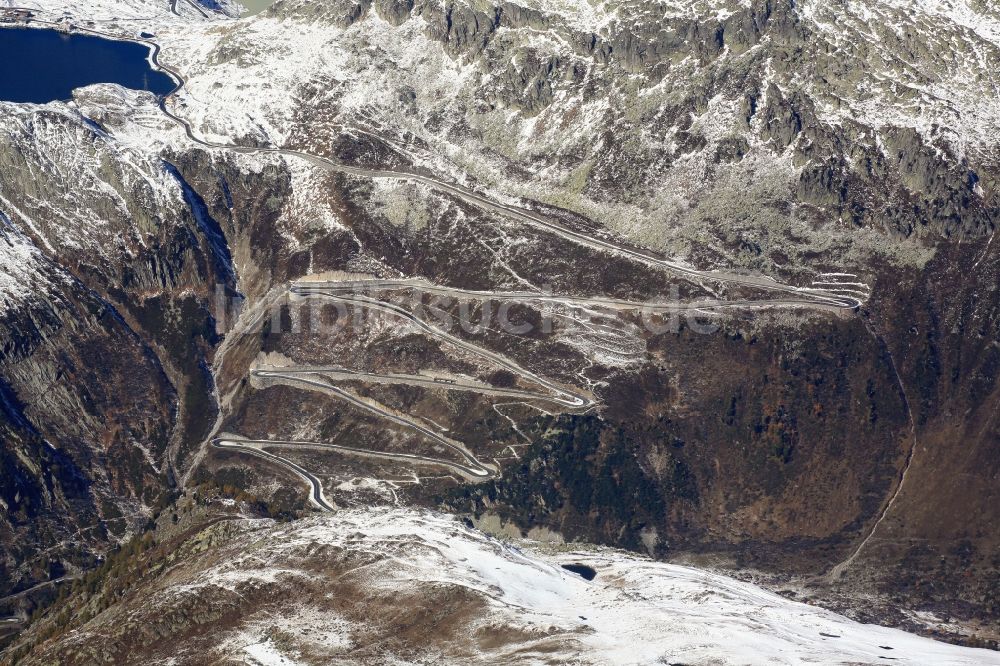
[0,218,58,316]
[196,508,1000,665]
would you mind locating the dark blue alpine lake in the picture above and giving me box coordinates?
[0,28,176,104]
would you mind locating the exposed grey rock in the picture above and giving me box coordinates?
[420,1,501,57]
[374,0,413,26]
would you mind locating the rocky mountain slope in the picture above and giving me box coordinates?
[159,0,1000,255]
[0,0,998,657]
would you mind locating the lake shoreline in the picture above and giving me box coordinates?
[0,22,178,104]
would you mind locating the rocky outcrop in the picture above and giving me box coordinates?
[374,0,413,26]
[420,1,500,57]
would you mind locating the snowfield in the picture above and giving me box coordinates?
[163,508,1000,665]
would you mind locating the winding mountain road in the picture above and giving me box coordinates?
[212,438,336,511]
[250,368,496,476]
[7,18,868,509]
[142,36,866,312]
[140,34,866,505]
[256,365,588,407]
[289,284,595,408]
[218,436,492,483]
[293,279,860,314]
[244,265,838,494]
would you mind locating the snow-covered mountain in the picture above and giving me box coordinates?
[98,0,1000,255]
[1,0,999,659]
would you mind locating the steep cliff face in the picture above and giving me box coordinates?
[0,92,234,605]
[0,224,171,600]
